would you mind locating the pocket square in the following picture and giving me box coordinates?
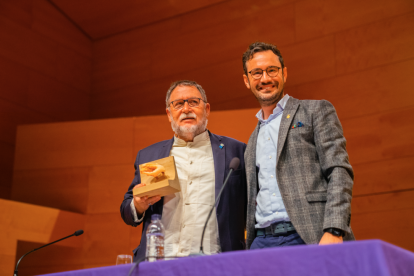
[291,121,304,129]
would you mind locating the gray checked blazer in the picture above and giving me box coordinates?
[245,96,355,248]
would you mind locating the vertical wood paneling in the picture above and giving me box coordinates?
[0,143,14,199]
[6,0,414,274]
[0,199,84,275]
[0,0,92,200]
[295,0,414,41]
[12,167,90,213]
[335,12,414,75]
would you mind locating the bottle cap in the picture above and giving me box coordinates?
[151,214,161,221]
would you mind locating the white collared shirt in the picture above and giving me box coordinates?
[131,131,220,256]
[255,94,291,228]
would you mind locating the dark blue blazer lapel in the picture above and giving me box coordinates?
[160,137,174,158]
[209,131,225,204]
[153,137,174,215]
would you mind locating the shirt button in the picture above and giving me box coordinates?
[275,211,279,215]
[268,137,270,140]
[273,193,276,196]
[271,175,274,178]
[269,155,272,159]
[190,161,193,164]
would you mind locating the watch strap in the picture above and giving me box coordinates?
[324,227,345,237]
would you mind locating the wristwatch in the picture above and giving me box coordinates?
[324,228,345,237]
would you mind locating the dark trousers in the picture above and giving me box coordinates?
[251,231,306,249]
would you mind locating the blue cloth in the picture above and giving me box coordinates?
[120,131,247,262]
[250,231,306,249]
[255,95,290,228]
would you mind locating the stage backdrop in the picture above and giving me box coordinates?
[9,105,414,275]
[0,0,413,275]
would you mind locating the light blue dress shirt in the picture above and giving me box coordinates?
[255,94,290,228]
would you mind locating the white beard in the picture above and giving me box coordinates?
[170,111,208,141]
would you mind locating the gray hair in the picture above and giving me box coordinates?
[165,80,208,108]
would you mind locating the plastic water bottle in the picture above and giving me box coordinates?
[146,214,165,262]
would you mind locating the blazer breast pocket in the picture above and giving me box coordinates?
[305,191,327,202]
[288,125,313,142]
[289,125,311,133]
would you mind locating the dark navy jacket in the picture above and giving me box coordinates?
[120,131,247,261]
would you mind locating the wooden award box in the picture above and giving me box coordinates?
[132,156,180,197]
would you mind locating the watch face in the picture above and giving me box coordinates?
[332,229,344,237]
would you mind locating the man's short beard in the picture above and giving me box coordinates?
[170,110,208,141]
[255,89,284,107]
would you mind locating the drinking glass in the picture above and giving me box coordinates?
[116,254,132,265]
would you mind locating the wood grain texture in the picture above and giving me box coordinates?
[0,199,84,275]
[291,59,414,121]
[0,99,55,145]
[0,55,29,105]
[87,164,134,214]
[0,0,92,204]
[282,35,336,87]
[28,71,90,120]
[5,0,414,274]
[343,107,414,165]
[32,0,91,57]
[15,240,83,276]
[51,0,228,39]
[353,156,414,196]
[295,0,414,41]
[352,190,414,252]
[14,118,135,170]
[12,167,90,213]
[335,12,414,75]
[0,142,14,199]
[133,115,174,154]
[91,1,296,96]
[352,203,414,251]
[82,213,131,266]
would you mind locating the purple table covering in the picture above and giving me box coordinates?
[41,240,414,276]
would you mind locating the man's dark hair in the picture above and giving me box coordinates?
[165,80,207,108]
[242,42,285,76]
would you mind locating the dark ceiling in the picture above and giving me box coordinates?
[50,0,227,40]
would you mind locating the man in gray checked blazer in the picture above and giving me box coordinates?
[242,42,355,249]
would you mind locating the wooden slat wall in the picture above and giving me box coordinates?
[90,8,414,254]
[0,0,92,199]
[4,0,414,274]
[89,0,414,259]
[10,110,258,274]
[11,119,140,273]
[91,0,414,117]
[11,104,414,274]
[0,199,85,275]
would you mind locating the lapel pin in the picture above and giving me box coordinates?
[219,143,224,149]
[287,114,290,119]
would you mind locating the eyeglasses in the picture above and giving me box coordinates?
[169,97,205,110]
[248,66,281,80]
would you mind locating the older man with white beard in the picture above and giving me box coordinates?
[120,80,247,262]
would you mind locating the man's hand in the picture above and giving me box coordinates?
[133,183,161,216]
[319,232,343,245]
